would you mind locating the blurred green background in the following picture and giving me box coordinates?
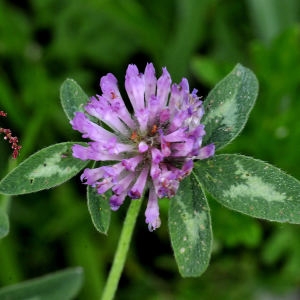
[1,0,300,299]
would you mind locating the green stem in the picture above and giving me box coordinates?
[101,199,142,300]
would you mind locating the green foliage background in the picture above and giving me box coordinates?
[1,0,300,299]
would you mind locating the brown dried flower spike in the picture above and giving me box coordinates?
[0,110,21,159]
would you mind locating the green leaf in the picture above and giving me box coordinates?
[202,63,259,150]
[169,175,212,277]
[87,185,111,235]
[0,267,83,300]
[195,154,300,223]
[0,209,9,239]
[0,142,89,195]
[60,78,89,121]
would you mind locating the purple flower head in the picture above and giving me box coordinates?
[71,63,215,231]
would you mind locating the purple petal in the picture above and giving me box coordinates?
[102,162,125,179]
[125,64,145,112]
[159,131,171,157]
[171,140,194,157]
[138,141,149,153]
[72,144,93,160]
[169,110,189,132]
[108,98,136,128]
[148,95,160,119]
[71,112,116,141]
[128,166,149,199]
[110,193,127,211]
[144,63,157,103]
[151,148,163,164]
[180,159,194,178]
[80,167,105,185]
[122,155,143,171]
[168,78,189,113]
[150,163,161,180]
[85,96,129,133]
[145,187,161,231]
[100,73,120,97]
[196,143,215,160]
[156,67,171,109]
[97,179,114,194]
[98,74,136,128]
[135,108,149,133]
[112,172,135,195]
[156,168,179,198]
[159,108,170,123]
[88,138,134,155]
[163,128,187,143]
[72,144,123,161]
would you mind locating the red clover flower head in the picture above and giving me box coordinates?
[71,63,215,231]
[0,110,21,159]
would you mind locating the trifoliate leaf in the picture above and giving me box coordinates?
[169,175,212,277]
[60,78,89,121]
[202,64,259,150]
[195,154,300,223]
[0,142,88,195]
